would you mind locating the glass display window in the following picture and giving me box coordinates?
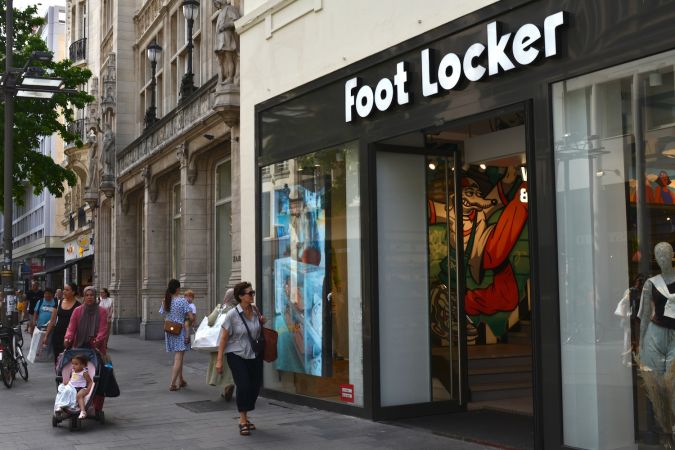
[260,141,363,406]
[554,49,675,449]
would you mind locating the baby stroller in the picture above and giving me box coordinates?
[52,348,106,430]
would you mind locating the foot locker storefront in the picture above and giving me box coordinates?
[254,1,675,448]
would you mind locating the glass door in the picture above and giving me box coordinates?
[425,151,466,404]
[376,145,465,409]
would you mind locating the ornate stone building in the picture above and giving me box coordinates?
[64,0,241,339]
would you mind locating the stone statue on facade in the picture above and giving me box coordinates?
[102,123,115,176]
[214,0,241,86]
[86,131,98,189]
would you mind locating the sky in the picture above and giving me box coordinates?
[13,0,64,17]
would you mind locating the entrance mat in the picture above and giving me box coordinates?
[176,400,230,413]
[388,410,534,450]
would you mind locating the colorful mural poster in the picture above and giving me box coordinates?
[273,184,329,376]
[427,165,530,344]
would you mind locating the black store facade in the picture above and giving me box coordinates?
[255,1,675,448]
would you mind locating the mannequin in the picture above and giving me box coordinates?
[639,241,675,373]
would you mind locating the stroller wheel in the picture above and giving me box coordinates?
[97,411,105,424]
[51,416,58,427]
[69,417,77,431]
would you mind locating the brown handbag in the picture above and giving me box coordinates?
[164,320,183,335]
[261,327,278,363]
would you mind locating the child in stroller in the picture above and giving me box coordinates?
[53,348,105,429]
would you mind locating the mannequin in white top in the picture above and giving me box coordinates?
[639,242,675,373]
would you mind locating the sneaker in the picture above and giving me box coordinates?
[78,411,87,419]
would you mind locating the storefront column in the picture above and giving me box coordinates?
[177,145,209,313]
[110,187,141,334]
[140,167,169,340]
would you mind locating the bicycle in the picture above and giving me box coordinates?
[0,319,29,388]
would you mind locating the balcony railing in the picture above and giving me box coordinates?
[66,118,86,145]
[69,37,87,62]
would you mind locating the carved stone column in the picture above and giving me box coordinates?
[140,166,168,340]
[111,185,141,334]
[213,84,241,288]
[177,144,209,313]
[228,126,241,286]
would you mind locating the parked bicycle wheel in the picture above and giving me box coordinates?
[16,348,28,381]
[0,356,14,388]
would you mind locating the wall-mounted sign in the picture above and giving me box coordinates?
[64,233,94,262]
[345,11,567,122]
[339,384,354,403]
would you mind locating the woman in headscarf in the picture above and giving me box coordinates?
[206,288,237,400]
[64,286,109,354]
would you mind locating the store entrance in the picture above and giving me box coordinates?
[376,109,533,448]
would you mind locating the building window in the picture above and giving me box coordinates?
[554,49,675,449]
[172,183,182,278]
[260,141,363,406]
[215,160,232,306]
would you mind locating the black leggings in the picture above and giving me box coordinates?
[226,353,263,412]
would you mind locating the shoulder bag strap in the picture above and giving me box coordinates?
[237,309,259,344]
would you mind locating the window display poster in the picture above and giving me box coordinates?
[273,184,331,376]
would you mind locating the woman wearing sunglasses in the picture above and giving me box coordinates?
[216,281,266,436]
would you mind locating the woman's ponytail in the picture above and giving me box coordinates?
[164,279,181,313]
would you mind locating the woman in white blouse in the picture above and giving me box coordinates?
[98,288,114,346]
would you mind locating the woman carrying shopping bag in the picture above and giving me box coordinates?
[206,288,237,400]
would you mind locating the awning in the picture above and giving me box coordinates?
[43,254,94,274]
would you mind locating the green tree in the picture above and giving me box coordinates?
[1,2,93,207]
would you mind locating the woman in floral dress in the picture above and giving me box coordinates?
[161,279,194,391]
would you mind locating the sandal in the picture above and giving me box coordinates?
[169,385,179,391]
[247,421,256,430]
[238,423,250,436]
[179,380,188,388]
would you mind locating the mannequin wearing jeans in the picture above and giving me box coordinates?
[639,242,675,443]
[639,242,675,372]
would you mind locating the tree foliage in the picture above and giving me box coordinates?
[0,2,93,207]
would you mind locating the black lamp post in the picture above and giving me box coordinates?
[144,42,162,129]
[179,0,199,100]
[1,0,74,328]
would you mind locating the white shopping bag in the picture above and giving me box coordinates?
[192,314,227,352]
[54,383,78,411]
[27,328,48,364]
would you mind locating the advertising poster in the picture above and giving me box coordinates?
[273,183,331,376]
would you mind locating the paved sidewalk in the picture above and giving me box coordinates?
[0,333,490,450]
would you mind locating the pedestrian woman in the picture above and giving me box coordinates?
[42,283,81,365]
[64,286,109,354]
[207,288,237,400]
[216,281,266,436]
[161,279,194,391]
[98,288,114,347]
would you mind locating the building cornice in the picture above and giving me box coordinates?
[236,0,323,38]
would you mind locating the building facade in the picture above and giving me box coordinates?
[238,0,675,448]
[102,0,241,338]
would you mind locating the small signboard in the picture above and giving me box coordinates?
[339,384,354,403]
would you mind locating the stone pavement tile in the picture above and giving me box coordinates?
[0,334,492,450]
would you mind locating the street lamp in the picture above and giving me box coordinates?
[1,0,75,328]
[179,0,199,101]
[144,42,162,129]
